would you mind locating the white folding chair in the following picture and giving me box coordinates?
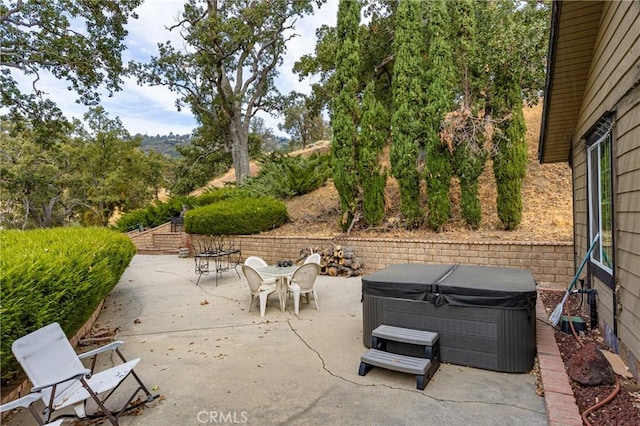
[11,322,156,425]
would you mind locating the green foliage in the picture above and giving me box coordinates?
[114,196,197,232]
[185,197,288,235]
[296,0,549,232]
[279,93,328,148]
[132,0,319,183]
[196,188,247,205]
[332,0,362,231]
[423,0,456,231]
[358,81,388,227]
[1,0,142,132]
[168,127,232,196]
[66,107,166,226]
[0,121,68,228]
[493,104,527,230]
[453,141,487,229]
[1,112,166,229]
[241,153,331,199]
[0,227,136,381]
[140,133,192,158]
[391,0,424,229]
[424,142,453,231]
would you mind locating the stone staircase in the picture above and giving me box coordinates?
[128,222,189,255]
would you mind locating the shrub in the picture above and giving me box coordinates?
[185,196,288,235]
[114,195,197,232]
[241,153,331,199]
[196,187,248,205]
[0,227,136,382]
[493,106,527,230]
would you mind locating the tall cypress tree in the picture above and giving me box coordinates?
[492,75,527,230]
[449,0,487,229]
[332,0,361,231]
[358,80,388,227]
[422,0,456,231]
[486,2,528,231]
[391,0,424,228]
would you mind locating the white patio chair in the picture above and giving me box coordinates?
[303,252,321,265]
[0,392,64,425]
[244,256,276,284]
[288,263,321,315]
[11,322,156,425]
[242,264,277,317]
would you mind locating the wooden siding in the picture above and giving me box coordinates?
[576,1,640,136]
[569,1,640,374]
[614,86,640,360]
[539,1,604,163]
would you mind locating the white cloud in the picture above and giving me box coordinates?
[5,0,339,137]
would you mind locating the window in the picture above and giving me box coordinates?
[587,119,614,276]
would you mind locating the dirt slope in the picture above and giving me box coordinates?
[202,104,573,242]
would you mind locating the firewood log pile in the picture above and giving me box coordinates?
[298,245,364,277]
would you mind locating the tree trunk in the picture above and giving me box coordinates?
[229,110,251,183]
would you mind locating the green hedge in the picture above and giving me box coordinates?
[185,196,288,235]
[114,196,197,232]
[0,227,136,382]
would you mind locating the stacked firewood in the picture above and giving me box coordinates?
[298,245,364,277]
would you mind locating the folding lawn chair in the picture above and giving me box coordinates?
[11,322,156,425]
[0,392,64,425]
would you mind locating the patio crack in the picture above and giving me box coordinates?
[285,320,546,416]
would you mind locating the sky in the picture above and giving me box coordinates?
[9,0,338,137]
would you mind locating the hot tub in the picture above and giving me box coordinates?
[362,264,537,373]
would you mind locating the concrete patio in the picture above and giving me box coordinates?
[5,255,548,425]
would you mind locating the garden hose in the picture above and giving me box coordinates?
[564,294,621,426]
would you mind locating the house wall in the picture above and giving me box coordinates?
[571,0,640,379]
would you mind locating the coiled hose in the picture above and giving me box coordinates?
[564,293,621,426]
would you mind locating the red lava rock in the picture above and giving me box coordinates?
[567,342,616,386]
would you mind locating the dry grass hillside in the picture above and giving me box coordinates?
[202,104,573,242]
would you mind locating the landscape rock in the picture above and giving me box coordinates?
[566,342,616,386]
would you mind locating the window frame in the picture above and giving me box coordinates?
[585,116,615,287]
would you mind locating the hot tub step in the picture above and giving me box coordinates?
[371,325,440,362]
[358,349,436,390]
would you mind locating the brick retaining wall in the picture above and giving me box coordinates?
[190,234,573,289]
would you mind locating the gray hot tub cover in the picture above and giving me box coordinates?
[361,264,537,309]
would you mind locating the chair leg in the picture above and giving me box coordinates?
[292,288,300,315]
[249,295,255,312]
[259,293,268,317]
[313,290,319,310]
